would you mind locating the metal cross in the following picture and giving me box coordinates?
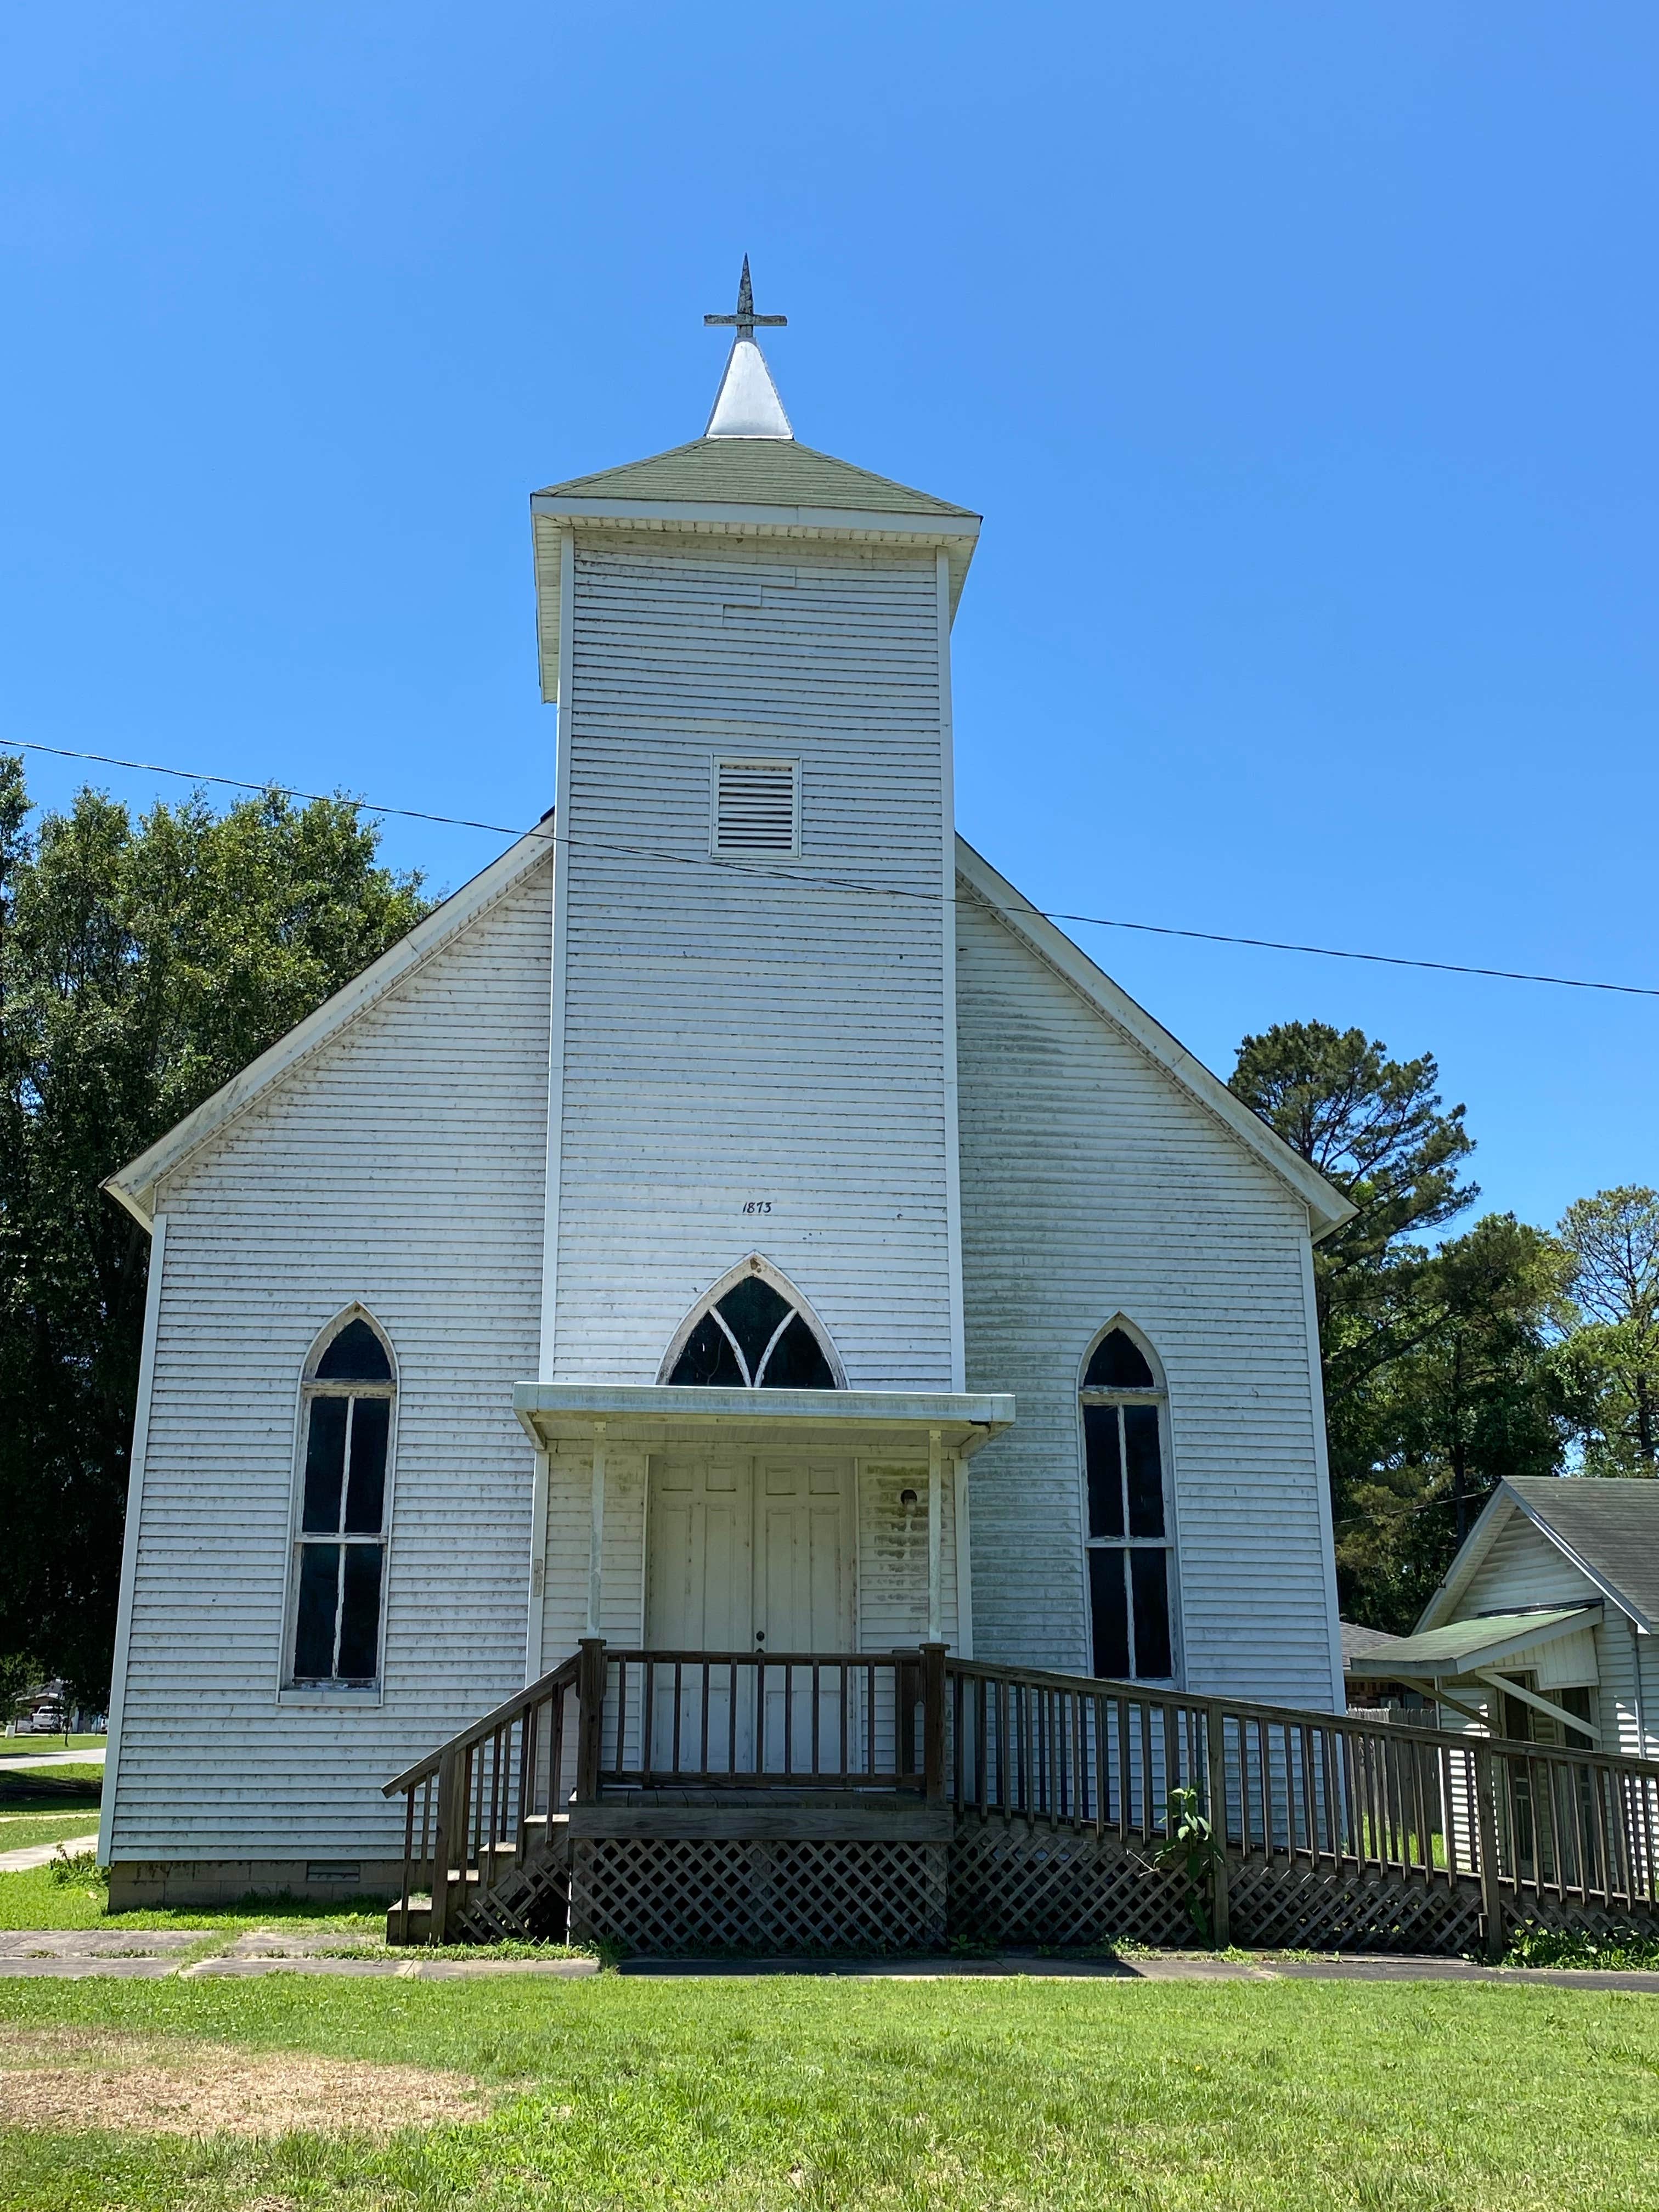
[704,255,786,339]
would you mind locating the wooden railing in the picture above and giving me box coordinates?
[381,1648,583,1943]
[597,1646,946,1793]
[946,1658,1659,1956]
[384,1643,1659,1954]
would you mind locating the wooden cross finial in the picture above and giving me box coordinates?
[704,255,787,339]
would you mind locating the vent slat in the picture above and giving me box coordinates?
[714,759,798,856]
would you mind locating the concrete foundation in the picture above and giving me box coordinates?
[106,1859,404,1909]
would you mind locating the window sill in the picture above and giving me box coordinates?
[277,1684,383,1711]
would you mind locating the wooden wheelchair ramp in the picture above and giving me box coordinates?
[383,1644,1659,1957]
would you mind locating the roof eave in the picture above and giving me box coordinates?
[101,825,555,1232]
[952,839,1356,1241]
[1418,1479,1655,1635]
[1415,1484,1516,1631]
[529,497,981,706]
[1346,1603,1602,1680]
[1504,1486,1655,1633]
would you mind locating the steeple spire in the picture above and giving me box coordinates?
[703,256,793,441]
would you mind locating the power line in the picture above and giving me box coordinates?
[12,737,1659,1003]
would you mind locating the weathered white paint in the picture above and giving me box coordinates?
[98,1214,168,1867]
[857,1461,959,1652]
[538,528,576,1381]
[103,856,553,1863]
[105,832,554,1231]
[955,882,1344,1708]
[544,532,962,1395]
[936,551,966,1392]
[586,1423,607,1635]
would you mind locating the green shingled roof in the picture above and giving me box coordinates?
[1343,1606,1598,1679]
[535,437,977,519]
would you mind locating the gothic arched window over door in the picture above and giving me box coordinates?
[659,1259,843,1390]
[1080,1323,1176,1682]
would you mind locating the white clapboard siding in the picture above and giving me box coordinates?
[106,857,553,1863]
[550,535,956,1391]
[954,886,1342,1708]
[1453,1509,1654,1758]
[1462,1509,1600,1616]
[857,1462,959,1652]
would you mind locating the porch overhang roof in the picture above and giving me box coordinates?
[512,1384,1015,1459]
[1342,1605,1600,1683]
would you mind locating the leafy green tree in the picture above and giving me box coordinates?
[1228,1022,1570,1630]
[1343,1214,1571,1627]
[0,759,428,1708]
[1550,1187,1659,1476]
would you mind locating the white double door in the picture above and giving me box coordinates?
[645,1452,855,1775]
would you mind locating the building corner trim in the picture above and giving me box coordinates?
[98,1212,167,1866]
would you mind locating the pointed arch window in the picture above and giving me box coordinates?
[661,1262,842,1390]
[1081,1325,1175,1682]
[289,1314,396,1686]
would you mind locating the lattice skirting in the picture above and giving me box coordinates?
[1504,1890,1659,1945]
[948,1821,1194,1948]
[1226,1858,1486,1956]
[569,1837,947,1954]
[449,1851,571,1944]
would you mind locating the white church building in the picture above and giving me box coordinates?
[98,268,1352,1904]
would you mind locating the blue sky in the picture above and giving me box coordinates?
[3,4,1655,1234]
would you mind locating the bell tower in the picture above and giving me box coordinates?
[529,264,981,1392]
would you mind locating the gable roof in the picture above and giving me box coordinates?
[1421,1476,1659,1635]
[953,837,1355,1241]
[535,437,977,518]
[103,823,555,1231]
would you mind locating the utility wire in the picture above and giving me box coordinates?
[13,737,1659,1003]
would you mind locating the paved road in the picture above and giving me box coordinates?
[0,1748,106,1773]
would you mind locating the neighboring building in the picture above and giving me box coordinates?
[1339,1621,1432,1717]
[97,272,1353,1903]
[1345,1477,1659,1759]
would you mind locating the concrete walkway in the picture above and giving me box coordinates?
[0,1930,598,1979]
[0,1748,106,1772]
[614,1950,1659,1993]
[0,1932,1652,1988]
[0,1832,99,1873]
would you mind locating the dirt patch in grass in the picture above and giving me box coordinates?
[0,2025,489,2137]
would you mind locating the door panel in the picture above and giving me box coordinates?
[755,1458,854,1772]
[646,1455,754,1773]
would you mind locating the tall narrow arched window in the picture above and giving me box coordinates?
[1080,1324,1175,1682]
[289,1314,396,1686]
[659,1257,843,1390]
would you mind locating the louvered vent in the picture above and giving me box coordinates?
[713,758,799,857]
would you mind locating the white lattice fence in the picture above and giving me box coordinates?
[569,1837,947,1954]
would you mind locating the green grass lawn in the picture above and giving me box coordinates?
[0,1735,106,1756]
[0,1812,103,1854]
[0,1762,104,1788]
[1,1973,1655,2210]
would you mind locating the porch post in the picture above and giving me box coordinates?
[585,1421,606,1636]
[927,1429,943,1643]
[921,1641,947,1802]
[1203,1700,1231,1948]
[576,1637,607,1803]
[1474,1742,1505,1962]
[429,1747,465,1945]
